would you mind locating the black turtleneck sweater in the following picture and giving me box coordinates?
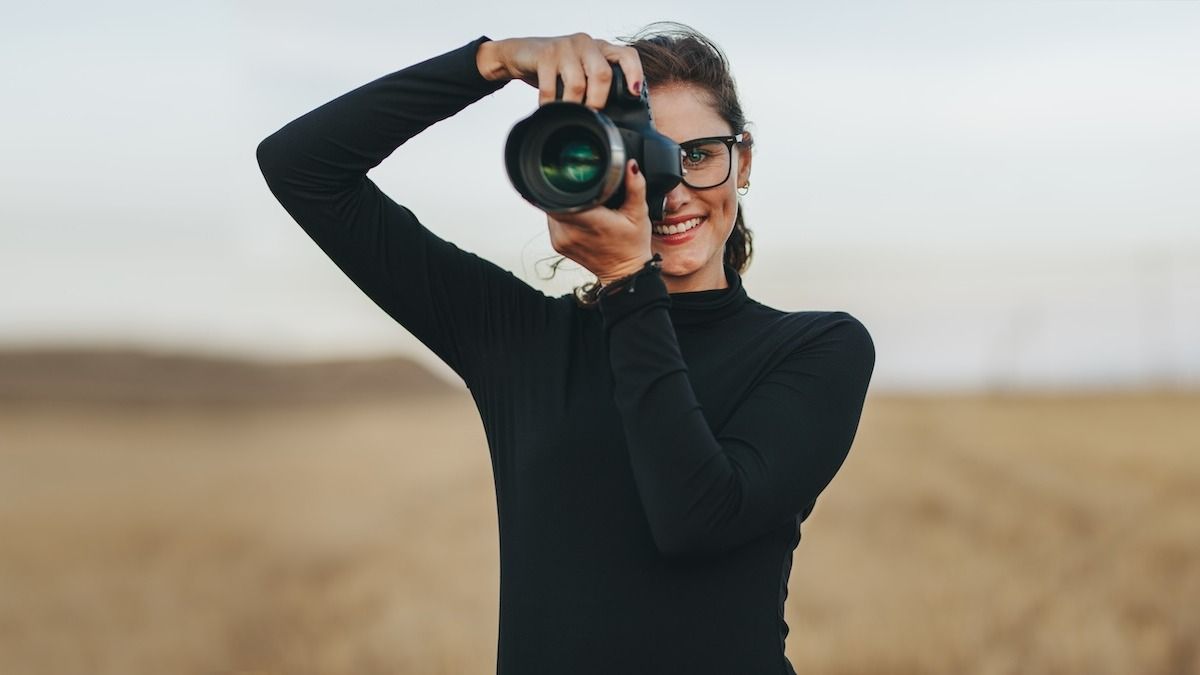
[257,36,874,675]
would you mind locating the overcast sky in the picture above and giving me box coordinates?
[2,1,1198,390]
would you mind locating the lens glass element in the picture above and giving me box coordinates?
[540,127,604,193]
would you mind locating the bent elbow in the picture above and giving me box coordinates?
[255,134,285,183]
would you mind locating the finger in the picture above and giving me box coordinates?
[557,56,587,105]
[582,45,613,110]
[621,159,648,221]
[600,44,644,96]
[552,208,599,234]
[536,58,557,106]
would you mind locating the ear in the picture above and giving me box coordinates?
[735,132,753,189]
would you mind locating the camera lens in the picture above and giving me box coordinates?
[540,128,604,193]
[505,103,626,214]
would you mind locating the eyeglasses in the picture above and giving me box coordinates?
[678,132,748,190]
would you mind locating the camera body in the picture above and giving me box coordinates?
[505,65,682,222]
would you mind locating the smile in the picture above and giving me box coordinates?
[652,216,705,237]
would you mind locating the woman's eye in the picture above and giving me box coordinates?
[684,149,708,164]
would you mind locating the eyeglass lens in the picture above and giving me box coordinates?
[680,140,732,189]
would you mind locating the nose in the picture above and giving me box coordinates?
[661,181,690,218]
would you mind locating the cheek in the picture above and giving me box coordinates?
[701,200,737,248]
[711,190,738,229]
[715,190,734,237]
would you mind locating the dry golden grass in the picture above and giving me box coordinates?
[2,365,1198,673]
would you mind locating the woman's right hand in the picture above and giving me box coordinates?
[476,34,644,111]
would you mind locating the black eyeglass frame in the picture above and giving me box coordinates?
[678,131,749,190]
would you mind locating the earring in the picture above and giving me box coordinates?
[737,180,750,196]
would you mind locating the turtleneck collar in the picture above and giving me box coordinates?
[667,263,748,327]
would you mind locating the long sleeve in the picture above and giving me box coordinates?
[599,270,875,557]
[256,37,551,386]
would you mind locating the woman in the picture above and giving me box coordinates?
[257,24,874,675]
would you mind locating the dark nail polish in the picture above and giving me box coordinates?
[631,161,640,175]
[633,80,642,95]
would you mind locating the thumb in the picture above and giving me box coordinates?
[620,159,649,222]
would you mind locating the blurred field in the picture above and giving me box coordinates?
[1,351,1198,674]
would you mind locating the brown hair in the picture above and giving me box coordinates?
[542,22,755,307]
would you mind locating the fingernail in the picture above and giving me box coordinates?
[633,80,642,95]
[631,161,640,175]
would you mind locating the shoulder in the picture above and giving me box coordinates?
[748,302,875,370]
[799,311,873,363]
[748,299,872,343]
[810,310,873,348]
[819,311,874,369]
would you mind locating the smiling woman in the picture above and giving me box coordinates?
[256,22,873,675]
[544,25,758,301]
[638,82,750,290]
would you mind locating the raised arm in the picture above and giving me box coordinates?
[599,272,875,557]
[255,37,550,385]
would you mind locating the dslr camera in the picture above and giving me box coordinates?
[505,65,682,222]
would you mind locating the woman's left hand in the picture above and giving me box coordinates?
[547,159,654,285]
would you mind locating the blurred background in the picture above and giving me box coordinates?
[2,1,1197,673]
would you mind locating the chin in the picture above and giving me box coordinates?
[656,256,698,277]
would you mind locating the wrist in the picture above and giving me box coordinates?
[598,263,649,286]
[475,39,511,82]
[597,253,662,290]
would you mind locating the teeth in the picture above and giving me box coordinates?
[653,216,703,236]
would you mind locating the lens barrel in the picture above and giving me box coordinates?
[505,64,682,222]
[505,104,626,214]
